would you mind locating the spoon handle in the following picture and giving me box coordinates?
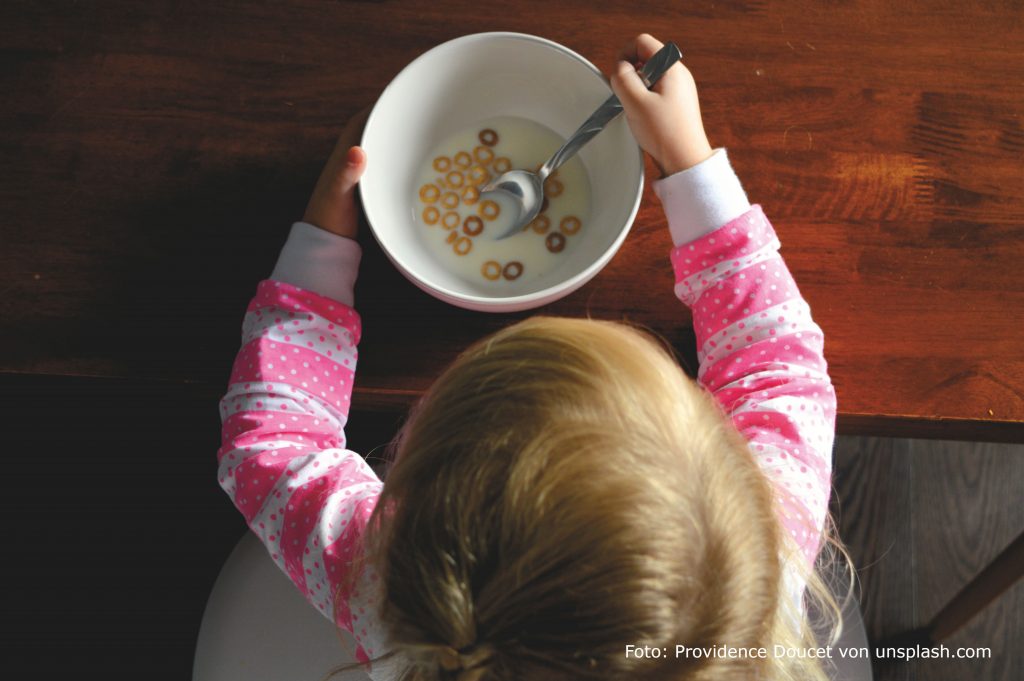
[538,94,622,179]
[539,42,683,179]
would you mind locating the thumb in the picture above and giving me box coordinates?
[334,146,367,193]
[609,60,650,110]
[303,145,368,238]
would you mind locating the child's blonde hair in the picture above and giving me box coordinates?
[327,316,850,681]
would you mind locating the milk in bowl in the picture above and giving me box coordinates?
[413,115,592,293]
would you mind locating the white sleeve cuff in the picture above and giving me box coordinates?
[652,148,752,246]
[270,222,362,307]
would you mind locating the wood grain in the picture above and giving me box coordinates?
[831,436,917,641]
[907,439,1024,681]
[832,435,1024,681]
[1,0,1022,440]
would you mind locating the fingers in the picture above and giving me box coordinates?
[614,33,677,100]
[609,58,651,109]
[635,33,665,61]
[336,145,367,192]
[618,33,665,65]
[303,143,365,238]
[346,145,366,168]
[322,105,372,191]
[303,114,370,238]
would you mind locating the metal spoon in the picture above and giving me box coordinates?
[481,42,683,241]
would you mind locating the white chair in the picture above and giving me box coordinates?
[196,532,872,681]
[810,561,873,681]
[193,531,370,681]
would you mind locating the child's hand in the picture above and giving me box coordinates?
[302,106,371,239]
[609,34,714,177]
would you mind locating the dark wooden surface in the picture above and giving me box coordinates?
[2,4,1023,438]
[832,436,1024,681]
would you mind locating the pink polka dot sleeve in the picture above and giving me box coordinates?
[216,279,389,665]
[670,205,837,567]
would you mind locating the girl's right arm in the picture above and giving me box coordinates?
[216,127,393,668]
[611,35,837,568]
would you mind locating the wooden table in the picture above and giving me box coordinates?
[3,0,1023,442]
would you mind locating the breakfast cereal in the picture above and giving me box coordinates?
[414,115,592,289]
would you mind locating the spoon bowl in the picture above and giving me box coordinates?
[481,169,544,235]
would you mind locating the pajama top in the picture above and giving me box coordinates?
[216,148,837,679]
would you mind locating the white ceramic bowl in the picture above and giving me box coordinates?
[360,32,644,312]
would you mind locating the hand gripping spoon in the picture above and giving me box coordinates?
[481,42,683,241]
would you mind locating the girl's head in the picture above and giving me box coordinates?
[338,316,842,681]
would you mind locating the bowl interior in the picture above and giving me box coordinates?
[360,33,643,306]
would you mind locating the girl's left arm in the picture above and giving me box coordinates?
[655,150,837,569]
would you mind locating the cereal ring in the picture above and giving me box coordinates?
[474,145,495,164]
[481,260,501,281]
[529,215,551,234]
[433,156,451,172]
[442,211,460,230]
[454,151,473,169]
[539,196,550,214]
[462,216,484,236]
[446,231,458,244]
[468,165,490,187]
[559,215,582,235]
[453,236,473,256]
[493,157,511,173]
[545,178,564,197]
[445,170,465,188]
[441,191,460,209]
[479,128,498,146]
[502,261,524,280]
[422,206,440,225]
[419,184,440,204]
[461,186,480,205]
[546,232,566,253]
[478,200,500,221]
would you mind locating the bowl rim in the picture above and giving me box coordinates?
[359,31,645,312]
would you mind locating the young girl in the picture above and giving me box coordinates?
[217,34,847,681]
